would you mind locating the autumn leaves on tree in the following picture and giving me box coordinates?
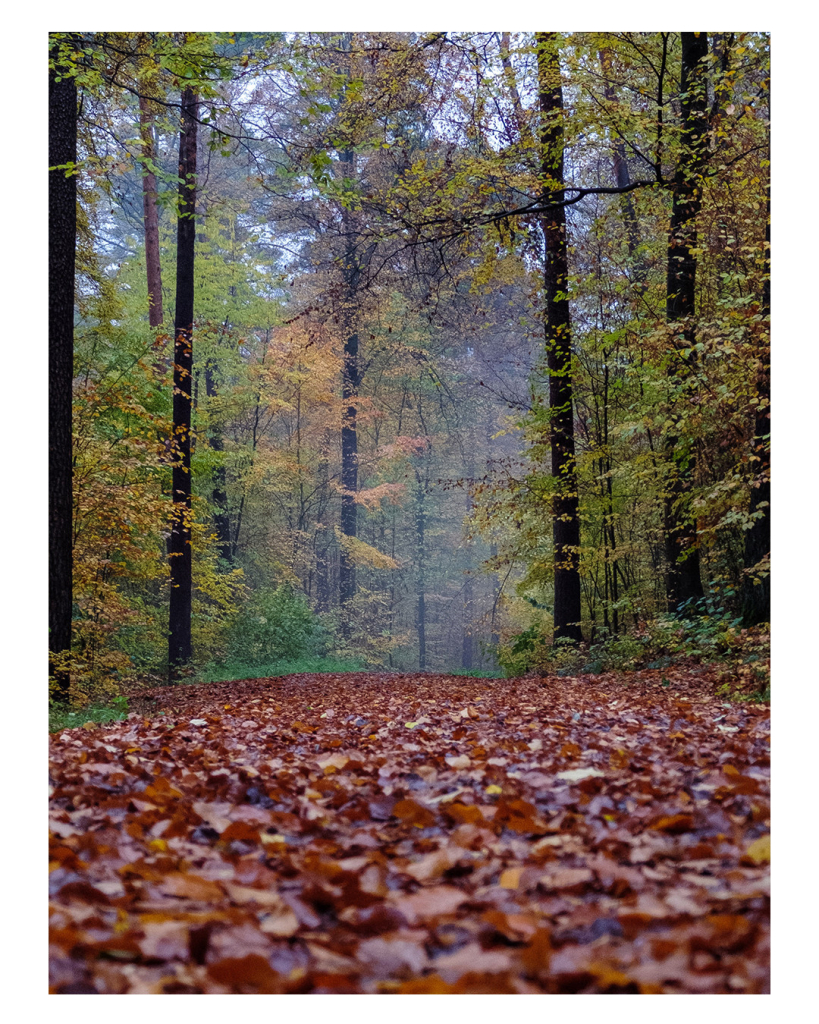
[48,32,769,692]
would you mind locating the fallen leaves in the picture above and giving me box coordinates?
[49,670,770,993]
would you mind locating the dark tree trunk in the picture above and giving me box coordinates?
[337,33,362,634]
[741,203,770,625]
[537,32,583,644]
[415,472,427,671]
[314,435,332,612]
[462,463,474,671]
[168,87,197,678]
[138,93,164,327]
[204,360,232,563]
[664,32,708,612]
[49,44,78,699]
[338,155,360,621]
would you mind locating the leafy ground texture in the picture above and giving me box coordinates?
[49,670,770,994]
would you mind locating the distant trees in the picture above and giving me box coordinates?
[49,31,770,701]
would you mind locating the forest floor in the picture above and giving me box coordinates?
[49,667,770,994]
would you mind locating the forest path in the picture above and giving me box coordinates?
[49,671,769,993]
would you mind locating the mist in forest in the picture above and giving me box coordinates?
[49,32,769,695]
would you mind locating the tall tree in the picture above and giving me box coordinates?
[338,162,362,617]
[337,34,363,625]
[663,32,708,611]
[537,32,583,643]
[741,199,770,624]
[168,86,198,677]
[49,37,78,698]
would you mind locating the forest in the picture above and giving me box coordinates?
[48,30,769,702]
[48,32,771,995]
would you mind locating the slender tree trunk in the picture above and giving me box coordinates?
[537,32,583,643]
[315,431,332,612]
[168,87,197,678]
[664,33,708,612]
[741,202,770,624]
[49,44,78,699]
[339,212,360,617]
[204,359,232,562]
[462,452,475,671]
[138,93,164,327]
[337,33,363,635]
[415,470,427,670]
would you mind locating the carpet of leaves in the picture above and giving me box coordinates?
[49,670,770,994]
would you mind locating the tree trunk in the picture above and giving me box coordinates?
[138,93,164,327]
[49,43,78,699]
[741,202,770,625]
[337,33,364,635]
[537,32,583,644]
[664,32,708,612]
[415,471,427,670]
[339,212,360,617]
[462,457,474,671]
[204,359,232,563]
[168,87,197,678]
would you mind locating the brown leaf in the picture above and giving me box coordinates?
[389,885,467,925]
[159,873,225,901]
[207,954,282,993]
[392,797,436,828]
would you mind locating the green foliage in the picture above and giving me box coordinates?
[495,590,769,690]
[226,586,320,664]
[494,624,559,677]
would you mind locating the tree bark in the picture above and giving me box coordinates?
[462,452,475,671]
[138,93,164,327]
[741,201,770,625]
[415,470,427,670]
[204,359,232,562]
[337,39,361,625]
[338,208,360,616]
[49,43,78,699]
[663,33,708,612]
[537,32,583,644]
[168,87,197,678]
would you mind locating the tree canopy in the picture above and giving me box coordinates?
[48,30,769,698]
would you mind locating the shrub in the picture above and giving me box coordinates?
[226,585,318,664]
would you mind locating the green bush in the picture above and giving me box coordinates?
[226,586,319,664]
[495,590,769,688]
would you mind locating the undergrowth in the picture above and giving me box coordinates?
[495,604,770,701]
[49,695,130,734]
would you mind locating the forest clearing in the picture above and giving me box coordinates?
[48,30,770,996]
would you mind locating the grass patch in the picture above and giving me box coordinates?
[441,667,505,679]
[193,655,367,685]
[49,696,130,734]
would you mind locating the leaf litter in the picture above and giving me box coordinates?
[49,670,769,993]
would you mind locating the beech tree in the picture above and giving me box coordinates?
[49,37,78,698]
[662,32,708,611]
[168,86,198,678]
[537,33,583,643]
